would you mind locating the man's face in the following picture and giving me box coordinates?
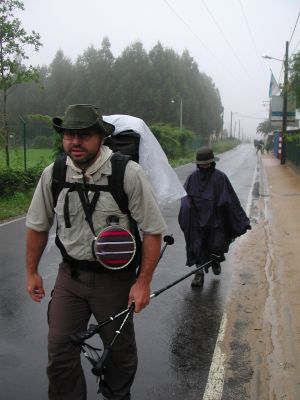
[62,130,104,168]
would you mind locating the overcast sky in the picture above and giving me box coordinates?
[17,0,300,138]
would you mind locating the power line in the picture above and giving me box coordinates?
[291,38,300,57]
[289,11,300,45]
[201,0,254,83]
[279,11,300,82]
[161,0,251,90]
[237,0,266,76]
[290,11,300,57]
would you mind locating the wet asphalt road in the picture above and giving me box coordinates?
[0,144,257,400]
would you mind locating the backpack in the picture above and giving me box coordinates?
[104,129,140,163]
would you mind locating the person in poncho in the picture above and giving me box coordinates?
[178,147,251,287]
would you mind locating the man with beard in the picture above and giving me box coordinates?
[178,146,250,287]
[25,104,166,400]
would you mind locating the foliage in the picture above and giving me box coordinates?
[0,147,53,169]
[212,138,241,153]
[0,0,42,167]
[0,165,43,196]
[4,38,223,149]
[150,123,195,159]
[290,51,300,108]
[0,189,34,220]
[256,119,275,136]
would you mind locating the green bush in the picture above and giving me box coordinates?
[0,165,43,197]
[150,123,196,160]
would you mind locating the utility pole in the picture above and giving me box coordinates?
[281,41,289,165]
[230,111,233,137]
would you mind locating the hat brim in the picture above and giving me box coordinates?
[194,156,219,165]
[52,117,115,137]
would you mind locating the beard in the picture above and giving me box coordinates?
[66,145,99,168]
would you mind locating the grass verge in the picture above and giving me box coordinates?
[0,190,34,222]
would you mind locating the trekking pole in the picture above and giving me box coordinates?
[149,254,221,299]
[70,254,221,346]
[158,234,174,262]
[91,303,135,377]
[89,237,175,377]
[70,234,175,346]
[69,307,132,345]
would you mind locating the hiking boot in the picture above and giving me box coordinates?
[212,262,221,275]
[191,270,204,287]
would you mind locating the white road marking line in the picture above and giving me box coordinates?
[202,313,227,400]
[202,161,256,400]
[246,163,258,217]
[0,215,26,227]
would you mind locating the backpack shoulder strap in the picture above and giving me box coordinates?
[109,152,142,267]
[108,152,131,215]
[51,152,131,214]
[51,154,67,208]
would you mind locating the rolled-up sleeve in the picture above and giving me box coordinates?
[124,162,167,234]
[26,164,55,232]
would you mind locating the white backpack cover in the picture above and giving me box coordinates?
[103,114,186,207]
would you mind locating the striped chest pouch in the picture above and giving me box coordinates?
[93,216,136,270]
[73,180,136,271]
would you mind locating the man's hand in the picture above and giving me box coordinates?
[27,272,45,302]
[128,233,162,313]
[26,228,48,302]
[128,279,151,313]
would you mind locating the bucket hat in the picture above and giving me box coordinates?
[195,146,219,165]
[52,104,115,137]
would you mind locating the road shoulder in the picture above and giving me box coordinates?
[221,154,300,399]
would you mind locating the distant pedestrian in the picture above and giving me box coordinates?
[178,147,251,287]
[265,141,272,154]
[256,140,264,154]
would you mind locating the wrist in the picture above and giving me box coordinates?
[136,275,151,286]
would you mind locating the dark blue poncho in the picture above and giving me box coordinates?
[178,165,251,266]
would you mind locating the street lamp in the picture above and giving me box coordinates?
[262,41,289,165]
[262,54,283,62]
[171,95,183,130]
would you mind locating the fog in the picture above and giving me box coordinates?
[17,0,300,138]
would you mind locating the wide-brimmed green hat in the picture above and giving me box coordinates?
[52,104,115,137]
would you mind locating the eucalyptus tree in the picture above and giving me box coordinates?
[111,41,153,118]
[45,50,74,115]
[71,37,115,112]
[149,42,182,123]
[0,0,42,167]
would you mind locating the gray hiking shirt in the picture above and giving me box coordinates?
[26,146,167,260]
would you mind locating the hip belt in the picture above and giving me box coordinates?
[63,258,108,273]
